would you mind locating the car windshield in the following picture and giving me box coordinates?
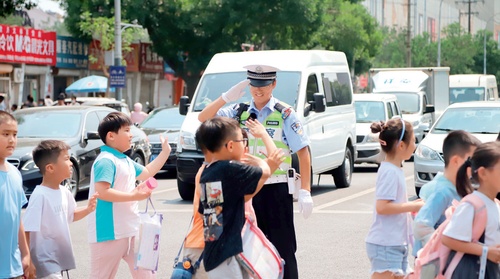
[390,93,420,114]
[355,101,385,123]
[141,108,185,129]
[449,87,485,104]
[16,112,82,138]
[431,107,500,134]
[192,72,301,112]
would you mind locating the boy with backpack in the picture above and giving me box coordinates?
[413,130,481,254]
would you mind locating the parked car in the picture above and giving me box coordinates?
[354,93,401,165]
[413,101,500,195]
[57,97,131,116]
[8,106,151,198]
[139,107,185,173]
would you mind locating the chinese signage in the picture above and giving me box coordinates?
[109,66,126,88]
[56,36,88,69]
[139,43,163,73]
[0,24,57,66]
[88,40,140,72]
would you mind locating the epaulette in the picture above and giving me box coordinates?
[274,103,293,120]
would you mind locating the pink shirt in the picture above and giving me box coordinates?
[131,111,148,124]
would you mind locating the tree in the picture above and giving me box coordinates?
[64,0,323,98]
[311,1,383,75]
[0,14,24,25]
[0,0,35,17]
[372,27,407,68]
[440,23,477,74]
[78,11,142,95]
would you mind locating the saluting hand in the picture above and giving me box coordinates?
[221,80,250,103]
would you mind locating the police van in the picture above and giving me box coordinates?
[176,50,357,200]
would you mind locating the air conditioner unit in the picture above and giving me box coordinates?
[13,68,24,83]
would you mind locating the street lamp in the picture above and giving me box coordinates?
[437,0,444,67]
[484,13,500,74]
[113,0,141,102]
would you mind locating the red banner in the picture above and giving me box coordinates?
[139,43,163,73]
[0,24,57,66]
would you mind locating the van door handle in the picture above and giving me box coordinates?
[322,126,324,133]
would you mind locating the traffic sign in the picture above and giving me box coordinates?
[109,66,126,88]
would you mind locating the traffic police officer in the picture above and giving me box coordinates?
[198,64,313,279]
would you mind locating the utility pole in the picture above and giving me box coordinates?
[406,0,411,67]
[456,0,480,34]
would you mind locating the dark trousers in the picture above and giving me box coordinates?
[252,182,298,279]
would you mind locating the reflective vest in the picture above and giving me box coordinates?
[238,104,292,184]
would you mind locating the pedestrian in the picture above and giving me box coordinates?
[44,95,54,106]
[23,140,99,278]
[56,93,66,106]
[131,102,148,124]
[365,118,424,279]
[442,141,500,278]
[413,130,481,255]
[23,95,35,108]
[195,117,283,278]
[0,111,34,279]
[0,95,6,111]
[69,95,80,106]
[37,99,45,106]
[198,65,313,279]
[11,103,18,112]
[87,111,171,279]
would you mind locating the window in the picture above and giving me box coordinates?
[321,72,352,107]
[85,112,100,133]
[305,74,319,104]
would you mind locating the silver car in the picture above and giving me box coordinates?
[413,101,500,196]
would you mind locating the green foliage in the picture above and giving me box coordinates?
[0,14,24,25]
[440,23,477,74]
[0,0,36,17]
[311,1,383,74]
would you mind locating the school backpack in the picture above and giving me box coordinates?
[408,194,487,279]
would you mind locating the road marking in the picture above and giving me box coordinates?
[313,175,414,212]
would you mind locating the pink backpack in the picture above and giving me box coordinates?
[408,194,487,279]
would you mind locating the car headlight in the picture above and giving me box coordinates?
[415,144,441,161]
[21,160,39,171]
[366,133,379,143]
[179,131,197,150]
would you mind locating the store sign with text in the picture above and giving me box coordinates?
[56,36,88,69]
[0,24,57,66]
[88,40,139,72]
[139,43,163,73]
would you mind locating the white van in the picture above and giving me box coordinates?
[353,93,401,165]
[176,50,357,200]
[449,74,499,103]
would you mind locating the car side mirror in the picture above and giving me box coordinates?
[312,93,326,113]
[425,105,435,114]
[86,131,100,140]
[179,96,190,116]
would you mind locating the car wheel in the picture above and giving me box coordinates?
[177,176,195,200]
[132,153,145,166]
[63,165,78,198]
[332,146,353,188]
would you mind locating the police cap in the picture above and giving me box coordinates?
[244,65,279,87]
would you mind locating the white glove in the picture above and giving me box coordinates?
[221,80,250,103]
[298,189,313,219]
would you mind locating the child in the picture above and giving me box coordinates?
[442,141,500,278]
[365,118,424,279]
[0,111,32,279]
[87,111,171,279]
[413,130,481,254]
[196,117,283,278]
[23,140,98,279]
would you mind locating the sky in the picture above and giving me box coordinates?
[35,0,66,15]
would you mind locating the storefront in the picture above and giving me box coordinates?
[0,24,56,108]
[54,35,89,99]
[139,43,169,107]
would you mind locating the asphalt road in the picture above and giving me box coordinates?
[26,162,418,279]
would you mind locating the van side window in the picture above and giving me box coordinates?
[391,101,401,116]
[322,72,353,107]
[386,102,394,119]
[306,74,319,104]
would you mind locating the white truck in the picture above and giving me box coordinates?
[368,67,450,143]
[449,74,499,103]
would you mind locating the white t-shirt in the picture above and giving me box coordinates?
[444,191,500,246]
[23,185,77,277]
[366,162,410,246]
